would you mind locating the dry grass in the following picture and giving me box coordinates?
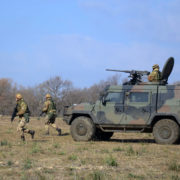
[0,116,180,180]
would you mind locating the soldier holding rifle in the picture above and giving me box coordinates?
[40,94,61,136]
[11,93,35,141]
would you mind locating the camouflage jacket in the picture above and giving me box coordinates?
[42,98,56,114]
[148,68,161,82]
[17,99,30,116]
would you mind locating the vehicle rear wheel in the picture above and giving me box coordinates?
[153,119,180,144]
[70,116,95,141]
[94,128,114,141]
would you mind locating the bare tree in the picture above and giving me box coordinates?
[62,74,122,106]
[37,76,73,114]
[0,78,16,115]
[0,74,122,116]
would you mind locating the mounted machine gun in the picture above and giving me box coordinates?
[106,69,150,85]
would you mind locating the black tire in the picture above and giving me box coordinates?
[153,119,180,144]
[70,116,95,141]
[94,128,114,141]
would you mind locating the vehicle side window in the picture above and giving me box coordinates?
[105,92,123,103]
[129,92,149,103]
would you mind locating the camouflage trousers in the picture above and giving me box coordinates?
[17,117,29,136]
[44,114,59,134]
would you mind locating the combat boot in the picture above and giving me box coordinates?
[56,128,61,136]
[29,130,35,139]
[21,135,25,141]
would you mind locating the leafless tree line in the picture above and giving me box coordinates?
[0,74,121,116]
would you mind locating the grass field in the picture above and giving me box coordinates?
[0,116,180,180]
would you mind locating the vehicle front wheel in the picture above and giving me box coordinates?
[153,119,180,144]
[70,116,95,141]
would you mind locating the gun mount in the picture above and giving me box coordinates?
[106,69,150,85]
[106,57,174,85]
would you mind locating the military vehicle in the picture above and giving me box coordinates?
[63,57,180,144]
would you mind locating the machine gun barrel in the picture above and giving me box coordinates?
[106,69,130,73]
[106,69,150,75]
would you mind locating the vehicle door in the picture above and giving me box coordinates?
[122,91,152,125]
[97,91,125,124]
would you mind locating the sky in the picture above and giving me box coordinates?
[0,0,180,88]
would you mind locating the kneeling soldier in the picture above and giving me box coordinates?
[11,93,35,141]
[42,94,61,136]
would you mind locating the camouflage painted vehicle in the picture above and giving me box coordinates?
[63,57,180,144]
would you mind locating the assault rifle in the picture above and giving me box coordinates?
[39,111,44,117]
[11,104,18,122]
[106,69,150,85]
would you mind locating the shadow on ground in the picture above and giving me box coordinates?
[99,138,155,144]
[42,133,70,137]
[32,139,49,143]
[60,133,70,136]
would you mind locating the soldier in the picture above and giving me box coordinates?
[148,64,161,82]
[11,93,35,141]
[42,94,61,136]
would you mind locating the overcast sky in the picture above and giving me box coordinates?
[0,0,180,88]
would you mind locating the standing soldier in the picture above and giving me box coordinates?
[148,64,161,82]
[11,93,35,141]
[41,94,61,136]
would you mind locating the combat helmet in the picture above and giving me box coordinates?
[45,93,51,99]
[152,64,159,70]
[16,93,22,100]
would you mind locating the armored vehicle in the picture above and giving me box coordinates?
[63,57,180,144]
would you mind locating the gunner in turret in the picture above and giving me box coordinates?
[148,64,161,82]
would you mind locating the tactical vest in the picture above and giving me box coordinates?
[17,99,30,114]
[17,99,30,122]
[154,70,161,81]
[47,99,56,114]
[149,69,161,82]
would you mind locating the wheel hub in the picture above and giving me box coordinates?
[76,123,87,136]
[159,127,172,139]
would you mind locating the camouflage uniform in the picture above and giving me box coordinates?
[15,94,35,141]
[42,94,61,135]
[148,64,161,82]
